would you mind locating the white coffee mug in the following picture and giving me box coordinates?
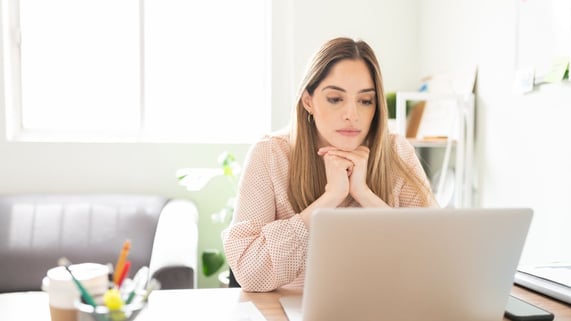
[42,263,109,321]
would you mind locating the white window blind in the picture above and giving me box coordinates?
[3,0,270,143]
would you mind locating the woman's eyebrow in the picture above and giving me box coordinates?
[322,85,375,93]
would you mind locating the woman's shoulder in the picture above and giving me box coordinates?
[248,130,291,159]
[254,130,290,148]
[388,133,417,163]
[388,133,414,152]
[260,129,290,144]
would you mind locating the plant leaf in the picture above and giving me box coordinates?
[202,249,225,277]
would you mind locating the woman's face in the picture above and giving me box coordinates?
[302,59,376,151]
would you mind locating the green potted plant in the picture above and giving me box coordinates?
[177,152,241,283]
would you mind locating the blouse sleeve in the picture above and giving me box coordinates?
[393,135,439,208]
[221,137,309,292]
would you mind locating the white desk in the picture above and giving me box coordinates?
[0,288,301,321]
[1,286,570,321]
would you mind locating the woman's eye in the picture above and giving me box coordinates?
[360,99,374,106]
[327,97,342,104]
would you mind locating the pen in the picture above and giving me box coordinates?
[125,266,150,304]
[142,278,161,302]
[57,257,98,307]
[117,260,131,288]
[125,287,137,305]
[113,239,131,286]
[106,263,114,288]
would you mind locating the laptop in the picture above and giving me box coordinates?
[279,208,533,321]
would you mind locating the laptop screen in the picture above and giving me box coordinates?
[300,207,533,321]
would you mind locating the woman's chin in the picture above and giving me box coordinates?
[320,135,365,151]
[331,142,361,152]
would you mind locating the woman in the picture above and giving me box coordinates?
[222,37,437,292]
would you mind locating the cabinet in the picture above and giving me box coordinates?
[395,92,475,208]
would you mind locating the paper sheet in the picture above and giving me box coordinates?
[232,301,268,321]
[519,263,571,287]
[279,296,303,321]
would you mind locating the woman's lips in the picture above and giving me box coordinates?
[337,129,361,137]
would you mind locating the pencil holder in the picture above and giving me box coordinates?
[75,300,146,321]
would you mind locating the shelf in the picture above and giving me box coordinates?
[408,138,457,148]
[396,91,475,208]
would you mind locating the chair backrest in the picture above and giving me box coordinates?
[0,193,168,292]
[228,268,241,288]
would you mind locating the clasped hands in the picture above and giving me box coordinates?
[317,145,372,206]
[299,145,387,227]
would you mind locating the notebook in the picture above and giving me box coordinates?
[514,262,571,304]
[279,207,533,321]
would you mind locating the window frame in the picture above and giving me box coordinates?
[2,0,273,144]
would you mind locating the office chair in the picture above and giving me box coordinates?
[228,268,241,288]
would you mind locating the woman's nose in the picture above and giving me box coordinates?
[344,102,358,121]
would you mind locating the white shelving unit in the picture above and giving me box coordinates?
[395,92,475,208]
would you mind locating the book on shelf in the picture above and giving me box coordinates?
[404,66,476,142]
[405,101,425,138]
[415,98,459,141]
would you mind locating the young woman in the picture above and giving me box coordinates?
[222,37,437,292]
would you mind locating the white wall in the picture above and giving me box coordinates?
[418,0,571,264]
[0,0,419,287]
[290,0,420,93]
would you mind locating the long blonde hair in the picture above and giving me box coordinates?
[287,37,432,212]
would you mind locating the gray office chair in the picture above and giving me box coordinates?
[228,269,241,288]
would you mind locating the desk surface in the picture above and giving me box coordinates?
[1,285,569,321]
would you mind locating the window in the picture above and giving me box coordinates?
[2,0,270,143]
